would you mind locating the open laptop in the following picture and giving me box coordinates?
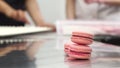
[0,26,52,37]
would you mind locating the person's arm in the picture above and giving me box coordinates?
[25,0,55,29]
[86,0,120,5]
[0,1,16,18]
[25,0,44,26]
[99,0,120,5]
[66,0,76,19]
[0,0,29,23]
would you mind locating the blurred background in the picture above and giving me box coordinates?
[27,0,66,25]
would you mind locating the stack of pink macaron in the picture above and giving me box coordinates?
[64,32,93,59]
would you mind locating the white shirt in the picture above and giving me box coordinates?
[76,0,120,21]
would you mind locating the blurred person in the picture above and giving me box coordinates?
[0,0,55,30]
[66,0,120,21]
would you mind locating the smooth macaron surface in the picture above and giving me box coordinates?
[72,32,93,39]
[71,32,93,45]
[71,36,93,45]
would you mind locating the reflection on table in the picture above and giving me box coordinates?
[0,40,43,68]
[0,33,120,68]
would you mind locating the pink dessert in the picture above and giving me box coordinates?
[71,32,93,45]
[64,42,92,59]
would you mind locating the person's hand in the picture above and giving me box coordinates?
[6,9,29,24]
[84,0,104,4]
[84,0,96,4]
[37,22,56,31]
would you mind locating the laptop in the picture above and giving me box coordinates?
[0,26,52,37]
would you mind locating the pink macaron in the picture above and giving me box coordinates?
[64,42,92,59]
[71,32,93,45]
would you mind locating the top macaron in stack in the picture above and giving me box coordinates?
[64,32,93,59]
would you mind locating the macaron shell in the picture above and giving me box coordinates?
[72,32,93,39]
[71,36,93,45]
[65,42,92,53]
[68,52,91,59]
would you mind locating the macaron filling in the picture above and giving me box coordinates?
[70,50,90,55]
[72,35,92,39]
[71,36,92,42]
[72,32,93,39]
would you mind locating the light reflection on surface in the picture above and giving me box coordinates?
[0,40,44,68]
[0,42,28,57]
[0,35,120,68]
[65,56,91,68]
